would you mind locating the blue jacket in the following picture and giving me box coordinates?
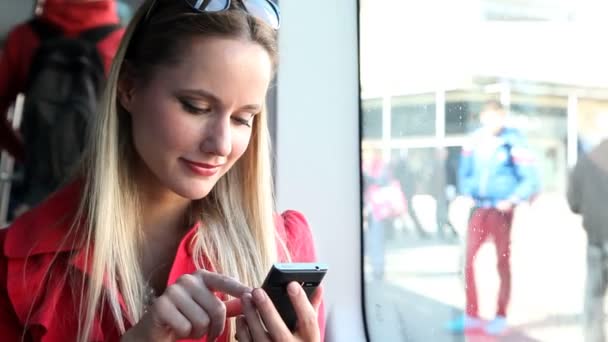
[458,127,539,207]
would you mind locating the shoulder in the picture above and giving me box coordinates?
[501,127,526,144]
[462,129,484,154]
[96,26,125,72]
[0,228,29,340]
[0,183,86,337]
[500,128,536,164]
[2,22,39,58]
[97,26,125,51]
[5,21,38,43]
[571,153,590,177]
[4,181,83,258]
[275,210,318,262]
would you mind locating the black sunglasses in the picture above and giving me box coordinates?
[144,0,281,29]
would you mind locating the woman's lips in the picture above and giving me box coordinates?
[181,158,222,177]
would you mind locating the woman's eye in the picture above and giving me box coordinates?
[179,99,211,114]
[233,116,253,127]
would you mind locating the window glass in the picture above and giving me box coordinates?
[361,1,608,341]
[0,2,35,42]
[391,95,436,138]
[117,0,151,25]
[362,98,383,140]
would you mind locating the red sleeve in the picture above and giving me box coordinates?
[0,230,29,341]
[0,24,35,161]
[281,210,326,342]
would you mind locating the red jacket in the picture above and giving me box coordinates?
[0,0,125,161]
[0,183,326,341]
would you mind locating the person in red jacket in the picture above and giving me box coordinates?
[0,0,125,162]
[0,0,325,341]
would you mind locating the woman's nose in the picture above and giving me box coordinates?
[199,117,232,157]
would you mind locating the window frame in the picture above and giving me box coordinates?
[274,0,367,341]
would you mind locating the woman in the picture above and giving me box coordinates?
[0,0,325,341]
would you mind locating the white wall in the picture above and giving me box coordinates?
[275,1,366,341]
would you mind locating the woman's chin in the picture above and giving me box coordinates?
[171,181,214,200]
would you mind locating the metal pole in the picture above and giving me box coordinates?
[382,94,392,161]
[435,89,446,144]
[0,94,25,227]
[567,94,578,168]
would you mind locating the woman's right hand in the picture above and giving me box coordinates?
[121,270,251,342]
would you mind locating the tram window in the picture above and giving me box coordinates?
[1,2,36,40]
[360,1,608,341]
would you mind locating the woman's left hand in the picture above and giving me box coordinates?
[235,282,323,342]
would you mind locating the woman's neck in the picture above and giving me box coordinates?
[140,186,192,240]
[136,162,193,241]
[136,164,193,293]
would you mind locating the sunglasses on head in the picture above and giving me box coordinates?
[145,0,281,30]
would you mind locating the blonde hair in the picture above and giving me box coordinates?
[72,1,281,340]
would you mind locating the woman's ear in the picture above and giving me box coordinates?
[117,62,137,113]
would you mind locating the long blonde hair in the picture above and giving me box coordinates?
[74,1,280,340]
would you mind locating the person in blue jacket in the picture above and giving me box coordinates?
[447,100,539,336]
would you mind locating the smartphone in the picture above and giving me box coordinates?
[261,262,328,331]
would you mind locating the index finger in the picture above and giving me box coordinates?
[196,270,252,298]
[225,298,243,318]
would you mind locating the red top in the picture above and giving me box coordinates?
[0,183,325,341]
[0,0,125,161]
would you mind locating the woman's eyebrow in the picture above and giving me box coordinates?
[178,88,261,112]
[178,88,221,102]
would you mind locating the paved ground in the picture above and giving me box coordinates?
[363,193,602,342]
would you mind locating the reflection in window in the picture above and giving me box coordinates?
[391,96,435,137]
[360,1,608,341]
[362,99,382,140]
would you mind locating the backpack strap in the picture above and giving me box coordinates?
[79,24,121,44]
[29,19,119,44]
[28,19,63,41]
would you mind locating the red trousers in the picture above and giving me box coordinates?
[465,208,513,317]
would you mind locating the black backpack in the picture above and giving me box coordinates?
[20,19,119,206]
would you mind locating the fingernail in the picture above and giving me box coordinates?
[242,293,252,306]
[288,282,300,296]
[253,288,266,304]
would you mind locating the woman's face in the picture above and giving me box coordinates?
[119,36,273,199]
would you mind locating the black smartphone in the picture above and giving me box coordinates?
[261,262,328,331]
